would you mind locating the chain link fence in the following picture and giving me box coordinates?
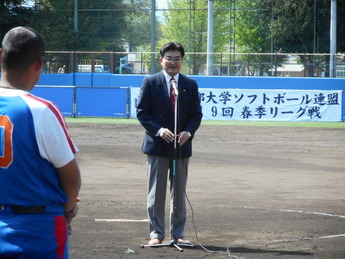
[42,51,345,78]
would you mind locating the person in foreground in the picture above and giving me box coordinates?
[0,26,81,258]
[137,42,202,245]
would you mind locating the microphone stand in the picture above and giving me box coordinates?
[141,83,195,252]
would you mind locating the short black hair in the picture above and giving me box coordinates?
[159,42,185,58]
[1,26,45,73]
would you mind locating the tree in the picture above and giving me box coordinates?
[269,0,345,76]
[76,0,127,51]
[236,1,271,53]
[26,0,130,52]
[235,0,275,75]
[159,0,232,75]
[27,0,78,51]
[234,0,345,77]
[123,0,153,52]
[271,0,322,53]
[0,0,33,43]
[14,0,131,73]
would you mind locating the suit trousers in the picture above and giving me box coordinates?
[146,155,189,240]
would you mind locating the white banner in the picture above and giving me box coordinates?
[131,88,342,121]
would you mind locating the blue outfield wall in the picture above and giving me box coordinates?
[33,73,345,121]
[31,86,75,116]
[75,87,128,117]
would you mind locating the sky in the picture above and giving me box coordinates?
[23,0,34,7]
[156,0,169,9]
[25,0,169,8]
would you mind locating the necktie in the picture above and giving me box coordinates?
[169,77,175,111]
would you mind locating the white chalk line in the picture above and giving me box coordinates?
[196,205,345,244]
[238,206,345,244]
[267,234,345,244]
[204,205,345,219]
[94,206,345,243]
[239,206,345,219]
[95,218,148,223]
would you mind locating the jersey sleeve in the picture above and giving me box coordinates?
[22,94,78,168]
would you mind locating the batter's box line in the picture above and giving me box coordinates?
[196,205,345,219]
[238,206,345,219]
[94,218,148,222]
[266,233,345,244]
[236,206,345,244]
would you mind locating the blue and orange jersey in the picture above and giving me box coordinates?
[0,88,78,207]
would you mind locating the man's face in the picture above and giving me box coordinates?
[159,50,183,77]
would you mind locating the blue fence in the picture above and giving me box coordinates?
[31,73,345,121]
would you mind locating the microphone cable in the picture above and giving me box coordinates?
[176,91,241,259]
[185,190,242,259]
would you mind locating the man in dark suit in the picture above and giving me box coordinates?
[137,42,202,246]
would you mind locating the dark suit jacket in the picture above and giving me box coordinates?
[137,71,202,158]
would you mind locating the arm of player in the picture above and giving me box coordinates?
[56,157,81,234]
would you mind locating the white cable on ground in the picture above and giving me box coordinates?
[185,192,243,259]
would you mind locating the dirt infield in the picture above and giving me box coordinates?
[67,123,345,259]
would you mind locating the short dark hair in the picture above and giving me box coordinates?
[159,42,185,58]
[1,26,45,73]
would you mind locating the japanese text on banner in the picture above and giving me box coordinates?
[199,89,342,121]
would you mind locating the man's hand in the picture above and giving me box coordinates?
[159,128,174,143]
[65,197,81,235]
[177,131,191,146]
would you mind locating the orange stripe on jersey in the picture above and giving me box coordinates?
[0,115,13,168]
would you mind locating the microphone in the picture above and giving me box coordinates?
[171,78,178,96]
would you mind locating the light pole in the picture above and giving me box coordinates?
[329,0,337,77]
[207,0,214,76]
[74,0,78,32]
[150,0,156,74]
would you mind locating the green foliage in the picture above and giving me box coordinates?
[1,0,153,52]
[268,0,343,54]
[1,0,344,69]
[234,0,345,76]
[27,1,79,50]
[75,1,127,51]
[160,0,231,52]
[159,0,232,74]
[268,0,345,76]
[0,1,33,43]
[271,0,318,53]
[236,0,271,53]
[123,0,154,51]
[235,0,276,75]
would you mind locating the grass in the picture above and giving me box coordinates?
[65,117,345,128]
